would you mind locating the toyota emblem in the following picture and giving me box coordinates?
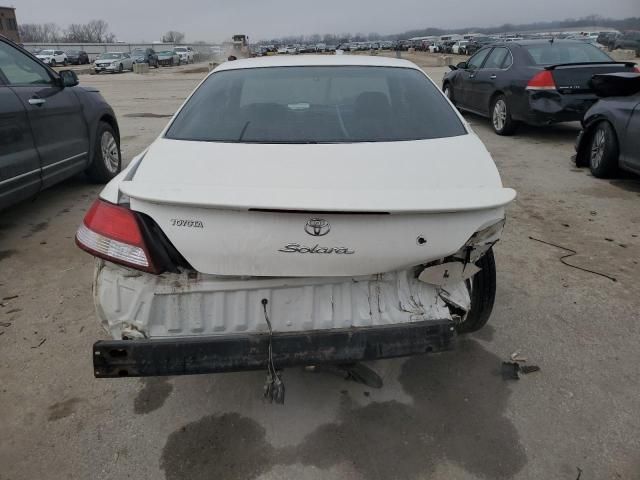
[304,218,330,237]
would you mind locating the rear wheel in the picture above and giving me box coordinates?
[50,59,56,67]
[118,63,123,73]
[86,122,121,183]
[589,121,619,178]
[491,95,518,136]
[456,248,496,334]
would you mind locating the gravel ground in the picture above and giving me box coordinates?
[1,52,639,480]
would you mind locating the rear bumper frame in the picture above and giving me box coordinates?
[93,320,456,378]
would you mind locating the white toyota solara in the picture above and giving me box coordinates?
[77,55,515,392]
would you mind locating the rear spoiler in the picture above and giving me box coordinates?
[544,61,636,70]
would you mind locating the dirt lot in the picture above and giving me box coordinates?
[1,53,639,480]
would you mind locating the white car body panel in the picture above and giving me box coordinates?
[95,261,467,338]
[91,55,515,340]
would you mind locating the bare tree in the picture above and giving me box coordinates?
[18,23,61,43]
[162,31,185,43]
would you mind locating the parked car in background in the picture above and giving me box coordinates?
[326,45,337,52]
[77,55,515,385]
[613,31,640,56]
[442,39,639,135]
[173,46,194,64]
[94,52,133,73]
[575,72,640,178]
[0,37,121,210]
[131,48,159,68]
[452,41,470,55]
[65,50,90,65]
[158,50,180,66]
[35,49,67,66]
[597,32,620,50]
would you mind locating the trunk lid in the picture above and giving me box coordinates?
[547,62,637,94]
[118,136,515,276]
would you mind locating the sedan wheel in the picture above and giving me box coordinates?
[491,95,518,136]
[492,100,506,131]
[118,63,123,73]
[589,122,619,178]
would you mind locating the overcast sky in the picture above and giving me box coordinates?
[12,0,640,42]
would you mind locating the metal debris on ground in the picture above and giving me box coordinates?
[31,338,46,349]
[529,236,617,282]
[501,360,540,380]
[510,351,527,362]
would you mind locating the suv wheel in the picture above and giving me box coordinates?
[50,59,56,67]
[491,94,518,136]
[86,122,121,183]
[589,121,619,178]
[456,248,496,334]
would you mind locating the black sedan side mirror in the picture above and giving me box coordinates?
[59,69,79,87]
[456,61,468,70]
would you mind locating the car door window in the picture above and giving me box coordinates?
[0,41,53,86]
[467,48,490,70]
[483,47,510,69]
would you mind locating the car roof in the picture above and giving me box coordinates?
[492,39,595,47]
[215,54,419,72]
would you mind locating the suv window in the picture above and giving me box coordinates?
[166,66,467,143]
[483,47,510,69]
[467,48,490,69]
[0,41,53,85]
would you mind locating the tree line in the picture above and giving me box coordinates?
[19,20,116,43]
[263,15,640,44]
[18,20,188,45]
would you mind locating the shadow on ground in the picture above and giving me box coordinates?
[160,339,526,480]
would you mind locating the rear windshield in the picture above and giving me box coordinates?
[165,66,466,143]
[524,43,612,65]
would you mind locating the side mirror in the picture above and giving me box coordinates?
[448,65,457,71]
[59,69,79,87]
[456,61,468,69]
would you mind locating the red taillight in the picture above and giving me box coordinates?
[526,70,556,91]
[633,66,640,73]
[76,199,159,273]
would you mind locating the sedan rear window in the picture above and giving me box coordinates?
[165,66,466,143]
[524,43,612,65]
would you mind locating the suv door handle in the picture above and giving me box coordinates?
[28,98,46,106]
[469,74,475,79]
[490,74,497,79]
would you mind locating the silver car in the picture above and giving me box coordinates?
[93,52,133,73]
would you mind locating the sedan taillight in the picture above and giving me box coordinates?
[526,70,557,91]
[76,199,160,273]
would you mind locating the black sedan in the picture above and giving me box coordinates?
[0,37,121,210]
[65,49,89,65]
[131,48,159,68]
[442,39,638,135]
[575,73,640,178]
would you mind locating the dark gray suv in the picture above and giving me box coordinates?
[0,36,121,210]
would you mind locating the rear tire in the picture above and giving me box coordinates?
[118,63,123,73]
[456,248,497,334]
[491,94,518,136]
[589,121,619,178]
[86,122,121,183]
[50,59,56,67]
